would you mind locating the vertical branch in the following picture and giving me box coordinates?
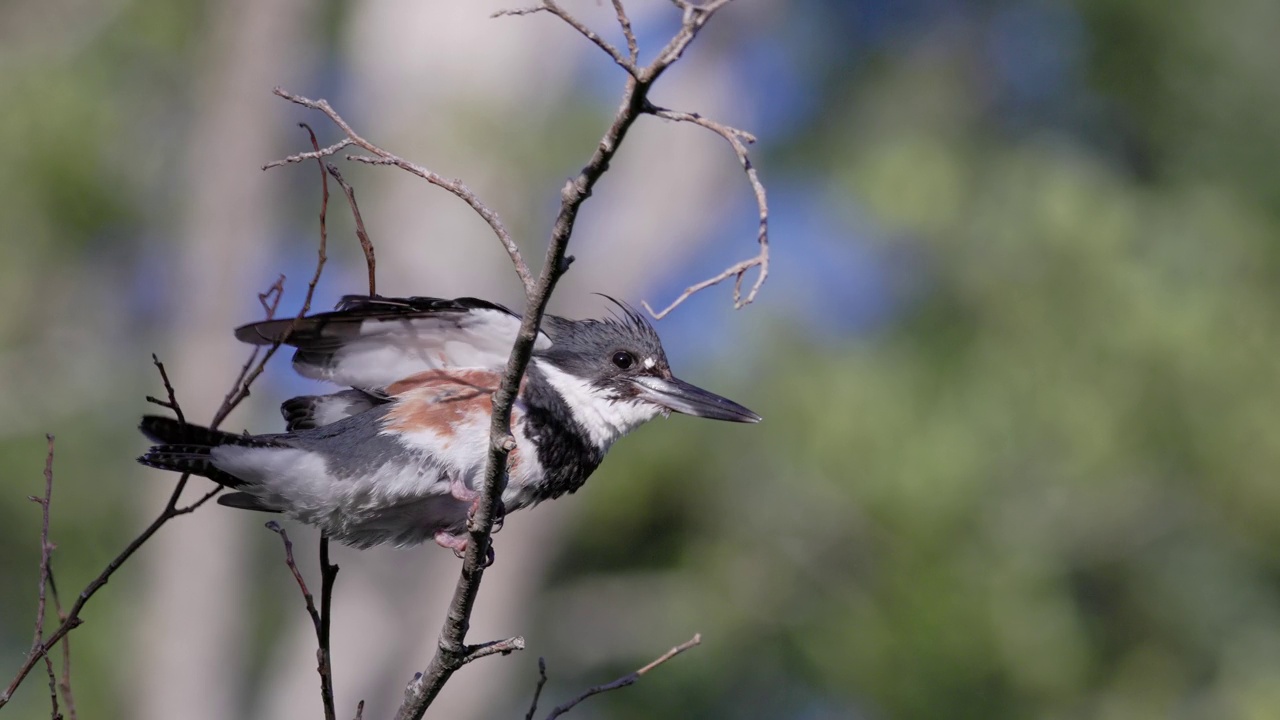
[318,538,338,720]
[326,164,377,296]
[300,123,331,304]
[45,570,76,720]
[292,123,342,720]
[266,523,337,720]
[30,435,60,720]
[525,658,548,720]
[395,2,743,717]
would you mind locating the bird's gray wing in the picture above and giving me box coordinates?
[234,295,551,392]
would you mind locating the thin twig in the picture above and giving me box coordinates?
[262,137,355,170]
[318,537,338,720]
[258,275,286,317]
[393,3,737,718]
[611,0,639,64]
[144,355,185,423]
[45,570,76,720]
[213,181,328,428]
[266,523,338,720]
[495,0,637,76]
[525,658,548,720]
[462,636,526,663]
[301,123,331,306]
[266,523,321,632]
[544,634,702,719]
[267,89,534,296]
[639,106,768,318]
[326,164,377,296]
[29,435,60,720]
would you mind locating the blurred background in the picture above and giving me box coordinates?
[2,0,1278,718]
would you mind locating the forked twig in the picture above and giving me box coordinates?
[144,354,185,423]
[266,523,339,720]
[639,107,768,318]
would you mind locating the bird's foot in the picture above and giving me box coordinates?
[448,475,479,504]
[453,476,506,534]
[433,531,495,567]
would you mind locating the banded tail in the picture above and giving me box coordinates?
[137,416,280,512]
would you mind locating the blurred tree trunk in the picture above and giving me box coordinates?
[254,2,753,717]
[129,0,314,718]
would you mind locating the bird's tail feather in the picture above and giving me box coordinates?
[140,415,246,447]
[137,415,275,490]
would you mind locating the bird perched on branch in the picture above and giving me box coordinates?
[138,295,759,554]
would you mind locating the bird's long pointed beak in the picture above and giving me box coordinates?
[632,376,762,423]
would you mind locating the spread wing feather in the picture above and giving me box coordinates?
[234,295,551,393]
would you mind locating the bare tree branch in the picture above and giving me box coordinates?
[638,107,769,318]
[542,634,702,719]
[393,2,741,717]
[265,89,535,296]
[1,124,336,707]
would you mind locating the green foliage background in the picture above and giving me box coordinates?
[2,0,1278,718]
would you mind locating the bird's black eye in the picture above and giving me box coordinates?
[612,351,634,370]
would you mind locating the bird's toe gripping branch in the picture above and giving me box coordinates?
[433,532,495,568]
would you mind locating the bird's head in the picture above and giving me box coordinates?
[535,298,761,430]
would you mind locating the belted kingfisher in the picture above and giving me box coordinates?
[138,295,759,553]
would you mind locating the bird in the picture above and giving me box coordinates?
[138,294,760,554]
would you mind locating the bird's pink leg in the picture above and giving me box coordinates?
[448,475,505,532]
[434,531,469,554]
[448,475,479,504]
[433,531,495,567]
